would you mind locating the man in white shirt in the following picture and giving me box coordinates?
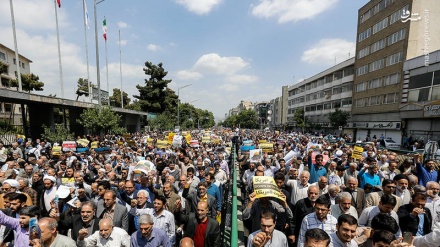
[331,192,359,220]
[77,218,130,247]
[286,171,310,206]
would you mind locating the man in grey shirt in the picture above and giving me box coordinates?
[247,211,288,247]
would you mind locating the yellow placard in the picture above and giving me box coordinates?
[168,133,175,144]
[253,176,285,201]
[185,134,192,144]
[91,141,99,149]
[352,146,364,160]
[146,138,153,145]
[117,141,124,146]
[156,140,168,149]
[202,136,211,143]
[77,139,90,147]
[51,146,62,156]
[259,140,267,144]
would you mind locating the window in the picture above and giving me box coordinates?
[22,62,25,69]
[316,104,323,110]
[341,83,353,92]
[432,86,440,101]
[358,46,370,59]
[306,94,311,101]
[343,66,354,77]
[341,98,352,107]
[334,71,343,80]
[4,104,12,113]
[0,52,5,61]
[390,5,409,25]
[356,98,366,107]
[333,87,342,95]
[311,81,317,89]
[409,72,433,89]
[325,75,333,83]
[433,70,440,85]
[13,58,16,65]
[370,38,386,53]
[333,101,341,108]
[369,78,382,89]
[384,73,401,86]
[369,58,385,72]
[386,51,403,66]
[383,93,397,104]
[356,82,367,92]
[373,17,388,34]
[408,88,430,102]
[306,83,311,90]
[356,65,369,76]
[388,29,406,45]
[324,103,332,109]
[317,78,325,86]
[358,28,372,42]
[369,95,380,105]
[361,9,372,23]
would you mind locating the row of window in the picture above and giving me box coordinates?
[287,98,352,114]
[357,28,406,60]
[288,66,354,96]
[408,86,440,103]
[359,4,409,43]
[289,83,353,105]
[360,0,398,23]
[355,93,398,107]
[356,50,404,76]
[356,73,401,92]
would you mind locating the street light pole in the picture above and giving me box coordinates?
[177,83,192,128]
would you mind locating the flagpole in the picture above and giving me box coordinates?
[94,0,102,106]
[119,29,123,108]
[9,0,22,92]
[54,0,64,99]
[83,0,92,103]
[105,30,109,106]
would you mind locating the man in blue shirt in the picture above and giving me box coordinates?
[205,173,222,215]
[358,158,381,189]
[414,154,438,187]
[130,214,171,247]
[307,153,327,184]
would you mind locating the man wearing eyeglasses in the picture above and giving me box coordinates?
[366,179,402,212]
[297,197,337,247]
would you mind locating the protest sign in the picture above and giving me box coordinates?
[250,149,262,162]
[253,176,285,201]
[352,146,364,160]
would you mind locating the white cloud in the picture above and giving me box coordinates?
[0,0,69,30]
[226,74,258,83]
[117,40,128,46]
[301,38,355,65]
[147,44,161,51]
[175,0,222,15]
[194,53,249,76]
[176,70,203,81]
[117,21,129,29]
[251,0,338,23]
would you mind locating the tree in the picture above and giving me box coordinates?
[125,100,142,111]
[328,108,350,131]
[236,109,259,129]
[109,88,130,107]
[75,78,92,101]
[293,108,308,132]
[77,106,126,135]
[10,73,44,92]
[0,62,7,75]
[133,62,172,113]
[41,124,75,143]
[148,112,175,131]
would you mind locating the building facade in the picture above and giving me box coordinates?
[286,58,355,133]
[0,43,32,125]
[352,0,440,143]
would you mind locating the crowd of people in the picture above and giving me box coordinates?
[0,129,439,247]
[0,131,234,247]
[237,130,440,247]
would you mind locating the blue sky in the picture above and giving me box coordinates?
[0,0,369,120]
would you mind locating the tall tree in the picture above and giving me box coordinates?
[75,78,91,100]
[133,62,172,113]
[10,73,44,92]
[328,108,350,130]
[77,106,126,135]
[0,62,7,75]
[236,109,259,129]
[109,88,130,107]
[293,108,308,132]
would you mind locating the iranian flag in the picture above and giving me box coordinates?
[56,0,61,8]
[102,17,107,41]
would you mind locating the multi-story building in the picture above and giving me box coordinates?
[0,43,32,125]
[352,0,440,143]
[286,58,355,134]
[400,49,440,146]
[268,86,289,130]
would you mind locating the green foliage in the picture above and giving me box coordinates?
[10,73,44,92]
[77,106,126,135]
[41,124,75,143]
[222,115,236,128]
[109,88,130,107]
[0,62,7,75]
[328,108,350,129]
[75,78,92,100]
[133,62,172,113]
[236,109,259,129]
[293,108,308,130]
[125,100,142,111]
[148,112,175,131]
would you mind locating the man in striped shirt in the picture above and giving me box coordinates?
[298,196,337,247]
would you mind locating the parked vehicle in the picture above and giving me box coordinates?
[379,137,401,149]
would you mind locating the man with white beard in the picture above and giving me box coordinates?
[394,174,412,205]
[425,181,440,227]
